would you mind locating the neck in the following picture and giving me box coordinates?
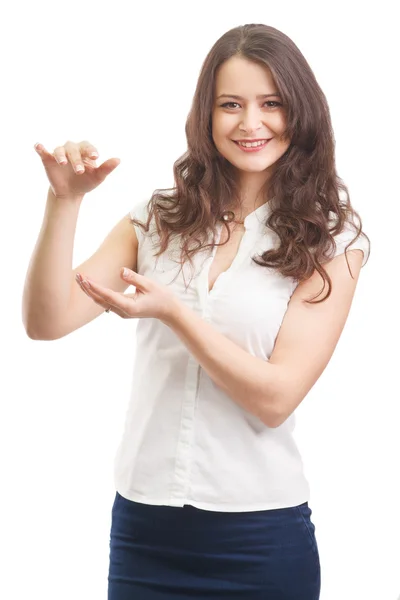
[236,171,271,207]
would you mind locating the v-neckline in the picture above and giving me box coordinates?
[207,226,246,294]
[205,200,271,296]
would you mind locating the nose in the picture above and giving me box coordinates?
[239,106,263,133]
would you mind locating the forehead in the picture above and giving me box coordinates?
[214,56,275,96]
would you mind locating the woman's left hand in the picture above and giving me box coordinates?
[75,267,179,324]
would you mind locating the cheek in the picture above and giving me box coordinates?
[212,113,234,135]
[274,113,288,136]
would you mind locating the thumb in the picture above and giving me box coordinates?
[121,267,140,282]
[121,268,150,289]
[95,158,121,182]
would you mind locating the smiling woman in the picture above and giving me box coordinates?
[212,59,290,174]
[113,22,371,600]
[24,20,373,600]
[131,27,370,306]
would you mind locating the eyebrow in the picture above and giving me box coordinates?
[216,93,282,100]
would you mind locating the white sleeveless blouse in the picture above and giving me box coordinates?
[113,199,369,511]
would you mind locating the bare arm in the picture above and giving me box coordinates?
[164,249,364,427]
[22,187,84,338]
[22,188,138,340]
[22,140,124,340]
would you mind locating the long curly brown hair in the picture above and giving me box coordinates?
[131,23,370,304]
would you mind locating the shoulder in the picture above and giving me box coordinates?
[326,211,370,267]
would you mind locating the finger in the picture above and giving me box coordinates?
[34,143,60,164]
[82,278,132,314]
[53,145,68,165]
[77,279,111,308]
[77,277,115,306]
[64,142,85,174]
[82,156,98,169]
[94,158,121,183]
[83,286,109,308]
[77,280,128,317]
[79,140,99,160]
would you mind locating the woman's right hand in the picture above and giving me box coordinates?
[34,140,121,199]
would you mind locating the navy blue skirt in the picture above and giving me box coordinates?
[108,491,321,599]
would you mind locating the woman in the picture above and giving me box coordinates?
[25,23,370,600]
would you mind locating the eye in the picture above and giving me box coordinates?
[220,101,282,109]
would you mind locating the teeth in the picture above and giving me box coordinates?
[237,140,268,148]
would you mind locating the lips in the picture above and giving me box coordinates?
[233,139,271,144]
[232,139,272,152]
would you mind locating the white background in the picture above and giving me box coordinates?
[1,1,399,599]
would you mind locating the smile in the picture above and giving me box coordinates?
[232,139,272,152]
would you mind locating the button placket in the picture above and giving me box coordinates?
[170,355,200,504]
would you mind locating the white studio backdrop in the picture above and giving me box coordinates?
[1,1,399,599]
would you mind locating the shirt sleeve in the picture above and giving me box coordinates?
[329,213,370,267]
[129,199,151,247]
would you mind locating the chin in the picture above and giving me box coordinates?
[237,165,273,173]
[226,155,275,171]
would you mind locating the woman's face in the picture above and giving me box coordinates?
[212,56,291,178]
